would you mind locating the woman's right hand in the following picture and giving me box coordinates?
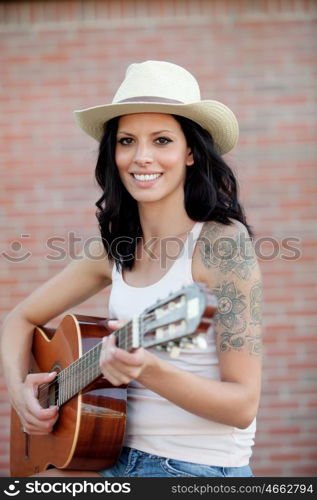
[14,371,59,435]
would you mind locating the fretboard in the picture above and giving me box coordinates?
[57,320,135,406]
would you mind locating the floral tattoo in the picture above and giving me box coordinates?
[198,225,256,280]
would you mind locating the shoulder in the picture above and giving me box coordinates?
[199,218,250,244]
[193,219,260,287]
[76,236,114,281]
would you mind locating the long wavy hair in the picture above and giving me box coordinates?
[95,114,253,270]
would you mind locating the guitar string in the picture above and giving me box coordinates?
[38,324,192,407]
[37,303,189,405]
[37,322,135,405]
[37,314,191,406]
[37,306,190,406]
[36,317,147,405]
[36,305,174,398]
[36,313,166,405]
[38,294,189,393]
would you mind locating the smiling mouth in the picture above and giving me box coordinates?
[132,173,162,181]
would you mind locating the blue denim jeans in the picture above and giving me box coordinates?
[99,447,253,477]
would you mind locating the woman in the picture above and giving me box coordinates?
[1,61,262,477]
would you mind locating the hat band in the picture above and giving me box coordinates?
[117,96,183,104]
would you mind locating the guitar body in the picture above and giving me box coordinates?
[10,314,127,477]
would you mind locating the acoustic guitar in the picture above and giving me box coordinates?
[10,282,217,477]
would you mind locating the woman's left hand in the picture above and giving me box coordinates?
[100,320,150,386]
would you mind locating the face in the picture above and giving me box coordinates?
[115,113,193,205]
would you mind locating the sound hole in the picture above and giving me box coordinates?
[39,380,59,408]
[38,364,61,408]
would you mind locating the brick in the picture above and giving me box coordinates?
[270,453,302,462]
[295,466,317,476]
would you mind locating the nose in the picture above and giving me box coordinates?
[134,144,153,167]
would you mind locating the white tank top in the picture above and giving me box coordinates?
[108,222,256,467]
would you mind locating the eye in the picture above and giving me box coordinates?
[155,137,172,145]
[118,137,134,145]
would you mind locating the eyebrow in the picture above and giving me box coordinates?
[117,129,175,136]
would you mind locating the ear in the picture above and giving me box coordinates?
[186,149,194,166]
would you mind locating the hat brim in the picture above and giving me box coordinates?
[73,100,239,155]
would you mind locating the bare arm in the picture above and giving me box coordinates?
[100,221,263,429]
[1,239,112,433]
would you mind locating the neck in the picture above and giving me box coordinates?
[138,195,194,241]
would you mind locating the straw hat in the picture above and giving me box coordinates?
[73,60,239,155]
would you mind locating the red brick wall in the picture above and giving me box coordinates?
[1,0,316,477]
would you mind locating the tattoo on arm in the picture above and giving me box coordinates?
[213,281,262,356]
[213,281,247,351]
[199,225,256,280]
[247,281,263,355]
[250,281,263,326]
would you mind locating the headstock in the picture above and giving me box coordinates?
[138,282,218,357]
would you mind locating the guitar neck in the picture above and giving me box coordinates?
[56,320,135,406]
[42,283,213,408]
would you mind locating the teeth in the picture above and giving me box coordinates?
[133,173,161,181]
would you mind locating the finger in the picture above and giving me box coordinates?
[107,319,128,331]
[24,372,59,417]
[102,367,130,386]
[22,417,58,435]
[23,387,59,420]
[102,333,143,365]
[35,406,59,420]
[21,410,59,433]
[24,382,59,416]
[100,338,143,378]
[111,346,144,366]
[100,334,116,361]
[100,346,132,385]
[22,405,59,427]
[100,335,138,385]
[25,371,57,401]
[105,355,141,376]
[26,371,57,386]
[100,340,123,378]
[100,352,141,385]
[33,372,57,399]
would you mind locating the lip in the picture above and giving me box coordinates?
[130,172,163,175]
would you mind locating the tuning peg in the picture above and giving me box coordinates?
[192,334,208,350]
[166,341,175,349]
[168,346,180,358]
[183,340,195,350]
[168,324,176,334]
[155,308,165,318]
[179,337,194,350]
[165,341,180,358]
[155,328,164,340]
